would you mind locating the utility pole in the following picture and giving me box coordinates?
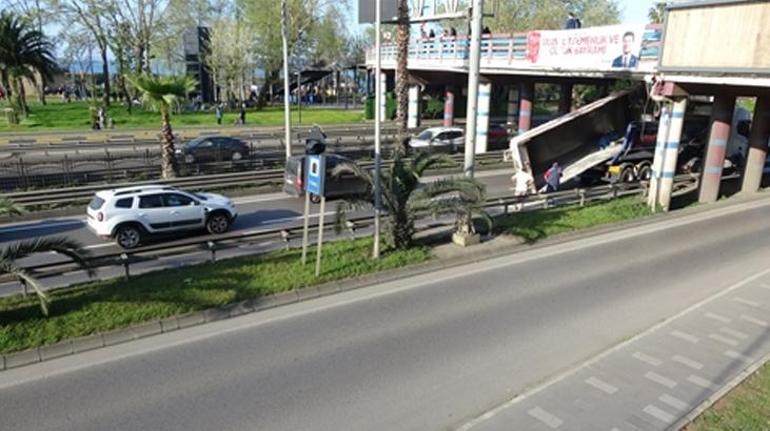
[281,0,292,160]
[373,0,383,259]
[463,0,483,178]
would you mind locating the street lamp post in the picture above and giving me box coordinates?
[373,0,383,259]
[281,0,292,160]
[463,0,483,178]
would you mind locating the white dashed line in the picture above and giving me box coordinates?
[732,297,761,308]
[633,352,662,367]
[719,327,749,340]
[687,375,720,391]
[724,350,754,364]
[740,314,768,328]
[672,355,704,370]
[527,407,563,429]
[645,372,677,389]
[659,394,689,411]
[709,333,739,347]
[585,376,618,395]
[643,404,676,423]
[670,330,700,343]
[704,312,731,323]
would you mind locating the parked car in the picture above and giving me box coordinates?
[409,127,464,153]
[86,185,238,249]
[176,136,250,163]
[284,154,370,203]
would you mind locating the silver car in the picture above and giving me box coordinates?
[409,127,465,153]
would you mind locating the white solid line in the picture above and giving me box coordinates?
[687,375,720,391]
[261,211,335,226]
[672,355,704,370]
[732,297,761,308]
[233,193,290,205]
[632,352,662,367]
[84,243,114,250]
[643,404,676,424]
[658,394,689,411]
[585,376,618,394]
[527,407,563,429]
[704,312,731,324]
[708,333,739,347]
[670,330,700,344]
[740,314,768,328]
[0,220,83,234]
[645,371,677,389]
[724,350,754,364]
[719,327,749,340]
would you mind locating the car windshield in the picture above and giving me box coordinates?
[192,193,209,201]
[416,130,434,140]
[185,138,207,148]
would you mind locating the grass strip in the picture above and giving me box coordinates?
[0,238,429,354]
[0,102,364,132]
[686,361,770,430]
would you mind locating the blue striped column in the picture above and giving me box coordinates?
[475,83,491,154]
[518,82,534,134]
[699,95,736,204]
[408,85,420,129]
[742,97,770,193]
[507,87,519,131]
[658,98,688,211]
[379,73,387,122]
[648,105,671,208]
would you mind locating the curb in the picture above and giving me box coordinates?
[2,191,770,372]
[671,350,770,430]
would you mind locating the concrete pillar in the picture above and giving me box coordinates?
[598,82,610,98]
[648,105,671,208]
[658,97,688,211]
[475,82,491,154]
[699,95,736,204]
[408,85,420,129]
[507,87,519,131]
[558,83,573,116]
[742,97,770,193]
[443,87,455,127]
[378,73,387,122]
[518,82,534,134]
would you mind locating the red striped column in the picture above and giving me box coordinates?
[443,86,455,127]
[742,97,770,193]
[699,95,735,204]
[518,82,534,133]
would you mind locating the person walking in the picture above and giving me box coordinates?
[215,104,223,125]
[239,103,246,125]
[511,163,534,211]
[543,162,563,193]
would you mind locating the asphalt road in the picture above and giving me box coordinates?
[2,193,770,431]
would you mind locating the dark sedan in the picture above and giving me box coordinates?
[176,136,250,163]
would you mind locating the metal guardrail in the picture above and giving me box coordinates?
[15,179,661,285]
[2,152,508,207]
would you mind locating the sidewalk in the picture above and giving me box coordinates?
[460,267,770,430]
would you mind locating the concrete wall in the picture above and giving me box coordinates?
[661,1,770,71]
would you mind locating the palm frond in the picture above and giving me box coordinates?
[412,152,457,177]
[0,197,24,216]
[126,74,197,111]
[331,161,375,188]
[0,260,50,316]
[334,196,374,234]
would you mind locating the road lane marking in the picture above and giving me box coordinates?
[0,220,83,234]
[645,372,677,389]
[724,350,754,364]
[719,327,748,340]
[659,394,689,411]
[670,330,700,343]
[732,297,761,308]
[633,352,662,367]
[672,355,703,370]
[708,333,739,347]
[643,405,676,423]
[740,315,768,327]
[84,243,115,250]
[527,407,563,428]
[585,376,618,394]
[687,375,720,391]
[704,312,731,323]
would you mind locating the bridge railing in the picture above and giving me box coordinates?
[369,24,663,73]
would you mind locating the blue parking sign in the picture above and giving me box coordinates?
[305,155,326,196]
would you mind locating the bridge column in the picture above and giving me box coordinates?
[649,105,671,208]
[408,85,421,129]
[506,87,519,131]
[378,73,387,122]
[742,97,770,193]
[558,83,573,116]
[518,82,534,133]
[658,98,688,211]
[443,86,455,127]
[699,95,736,204]
[475,82,491,154]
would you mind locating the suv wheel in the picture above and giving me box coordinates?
[115,225,142,249]
[206,212,231,234]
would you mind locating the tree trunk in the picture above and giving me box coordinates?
[395,0,411,155]
[256,70,279,110]
[37,72,47,105]
[160,110,179,179]
[1,69,11,97]
[100,44,111,108]
[14,78,29,117]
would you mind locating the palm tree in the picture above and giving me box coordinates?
[0,197,24,217]
[395,0,411,154]
[0,237,94,316]
[127,74,196,179]
[649,2,667,24]
[0,12,57,117]
[334,151,491,249]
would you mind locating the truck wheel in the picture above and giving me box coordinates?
[636,162,652,181]
[620,165,636,183]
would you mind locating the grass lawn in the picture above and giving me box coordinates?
[0,238,429,354]
[0,101,365,132]
[496,196,653,243]
[686,361,770,430]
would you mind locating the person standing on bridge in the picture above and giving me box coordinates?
[565,12,582,29]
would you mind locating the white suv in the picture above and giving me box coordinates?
[86,185,238,249]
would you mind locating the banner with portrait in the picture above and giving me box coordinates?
[526,24,649,71]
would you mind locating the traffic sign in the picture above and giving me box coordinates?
[305,155,326,197]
